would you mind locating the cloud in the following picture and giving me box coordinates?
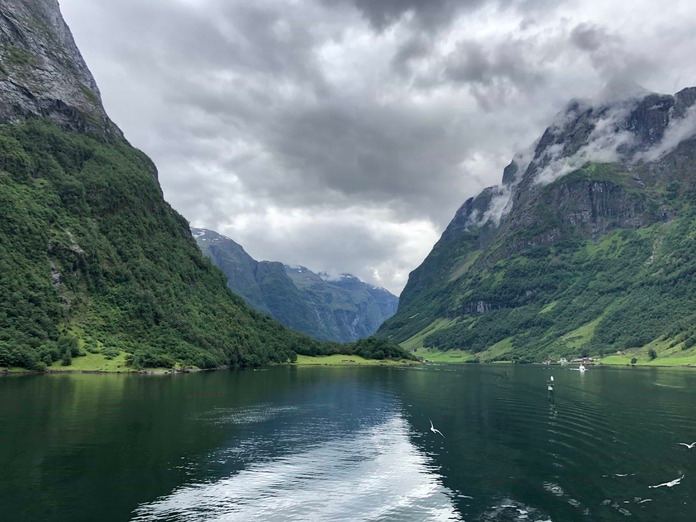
[324,0,479,31]
[327,0,566,31]
[570,22,610,52]
[211,206,440,296]
[569,22,656,89]
[59,0,696,293]
[638,104,696,162]
[533,101,639,185]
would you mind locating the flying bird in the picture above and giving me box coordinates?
[648,474,684,489]
[429,419,445,438]
[678,442,696,449]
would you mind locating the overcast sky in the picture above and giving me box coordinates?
[60,0,696,294]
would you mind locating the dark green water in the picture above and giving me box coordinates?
[1,365,695,521]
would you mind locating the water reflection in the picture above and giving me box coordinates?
[2,366,696,522]
[133,416,460,521]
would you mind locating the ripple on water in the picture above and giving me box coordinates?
[480,499,551,522]
[195,404,299,425]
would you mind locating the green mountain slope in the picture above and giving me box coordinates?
[193,228,399,342]
[379,89,696,364]
[0,0,328,370]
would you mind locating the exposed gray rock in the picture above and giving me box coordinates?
[451,87,696,259]
[0,0,120,137]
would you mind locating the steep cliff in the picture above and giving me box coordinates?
[0,0,328,370]
[0,0,117,136]
[380,88,696,363]
[193,228,399,342]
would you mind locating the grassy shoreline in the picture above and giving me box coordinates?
[293,354,419,367]
[6,348,696,375]
[409,347,696,368]
[1,351,216,376]
[1,352,418,375]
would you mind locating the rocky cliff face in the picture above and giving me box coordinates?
[193,228,399,343]
[0,0,324,370]
[380,88,696,362]
[0,0,118,136]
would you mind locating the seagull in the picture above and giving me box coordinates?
[648,475,684,489]
[678,442,696,449]
[429,419,445,438]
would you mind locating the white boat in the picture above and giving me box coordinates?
[579,364,587,373]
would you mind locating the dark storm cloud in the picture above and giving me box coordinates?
[326,0,562,31]
[439,38,548,109]
[570,23,610,52]
[60,0,696,292]
[324,0,473,30]
[568,22,657,93]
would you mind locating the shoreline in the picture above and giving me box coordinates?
[292,354,419,367]
[416,360,696,370]
[1,354,419,376]
[0,366,224,377]
[4,358,696,377]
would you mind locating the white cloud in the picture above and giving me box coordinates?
[59,0,696,293]
[534,100,638,185]
[638,104,696,163]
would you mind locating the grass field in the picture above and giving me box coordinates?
[400,318,458,353]
[412,348,476,363]
[294,354,418,366]
[409,336,514,364]
[48,352,132,372]
[0,367,34,374]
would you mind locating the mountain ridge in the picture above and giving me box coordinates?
[193,228,399,343]
[0,0,337,370]
[379,86,696,364]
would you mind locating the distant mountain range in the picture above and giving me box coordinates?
[379,87,696,365]
[193,228,398,343]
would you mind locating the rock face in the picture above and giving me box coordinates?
[193,228,399,343]
[379,88,696,361]
[0,0,118,136]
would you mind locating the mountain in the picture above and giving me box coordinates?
[0,0,333,370]
[193,228,399,343]
[379,87,696,364]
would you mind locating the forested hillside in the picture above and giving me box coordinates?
[0,0,332,370]
[380,89,696,364]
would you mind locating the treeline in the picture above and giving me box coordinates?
[312,337,416,361]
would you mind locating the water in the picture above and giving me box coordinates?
[1,365,695,521]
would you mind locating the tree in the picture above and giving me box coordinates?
[630,357,638,365]
[648,349,657,360]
